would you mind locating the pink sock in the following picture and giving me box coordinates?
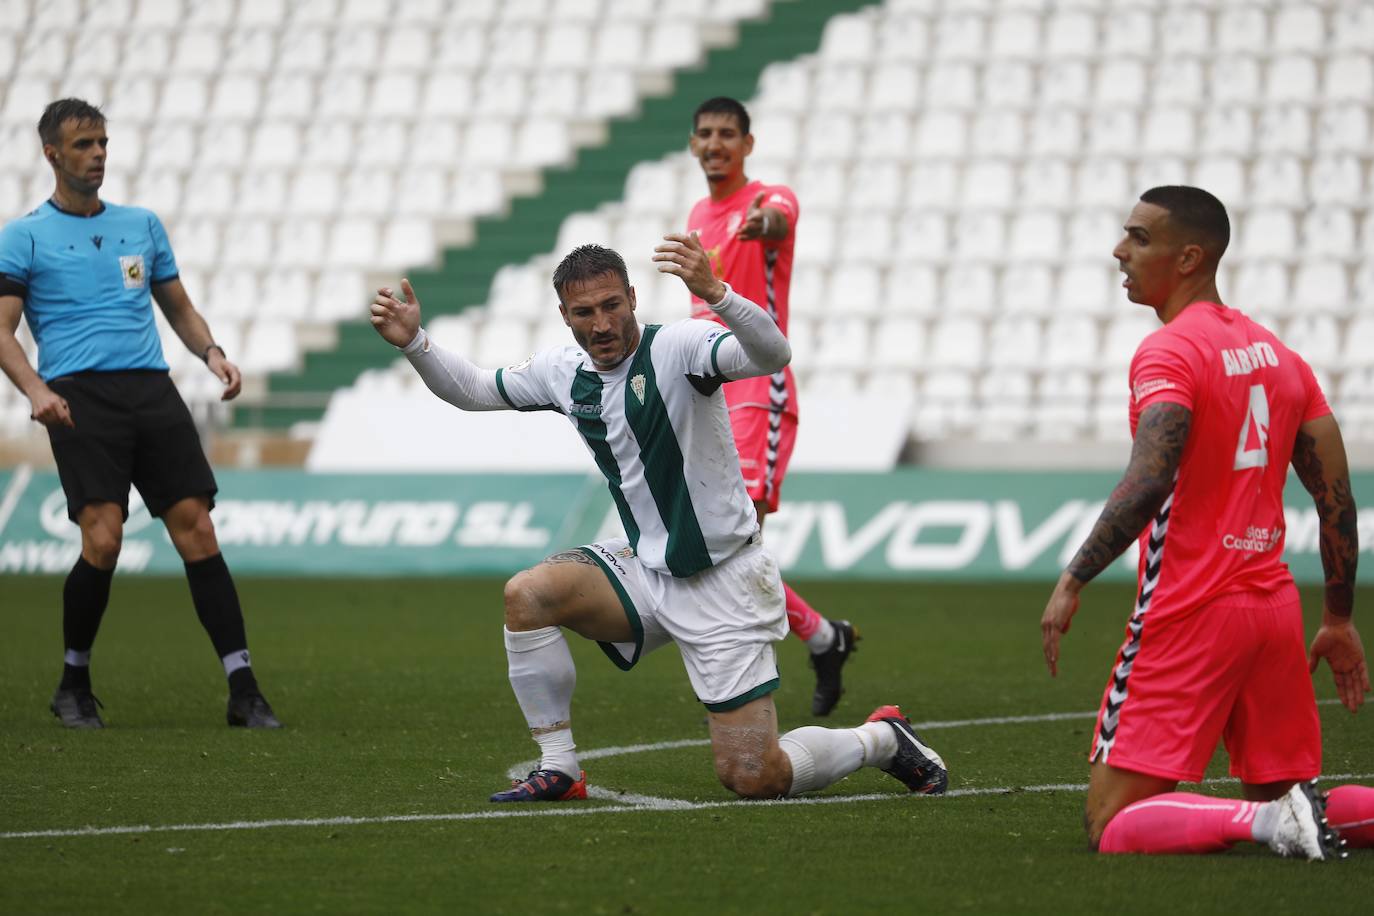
[1098,793,1262,854]
[783,582,824,641]
[1327,785,1374,848]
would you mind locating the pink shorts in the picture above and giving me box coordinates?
[729,407,797,514]
[1090,584,1321,785]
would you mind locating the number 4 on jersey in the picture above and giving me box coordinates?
[1234,383,1270,470]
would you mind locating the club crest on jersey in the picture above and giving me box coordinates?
[120,255,146,289]
[631,374,646,404]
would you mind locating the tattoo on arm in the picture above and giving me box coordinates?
[1292,427,1358,617]
[1067,402,1192,584]
[542,550,597,568]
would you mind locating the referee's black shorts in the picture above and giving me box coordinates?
[45,369,218,523]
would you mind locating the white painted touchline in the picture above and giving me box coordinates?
[5,685,1367,845]
[6,773,1371,841]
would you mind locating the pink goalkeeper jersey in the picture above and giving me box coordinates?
[1127,301,1331,620]
[687,180,799,418]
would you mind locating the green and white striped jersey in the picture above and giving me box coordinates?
[496,320,757,578]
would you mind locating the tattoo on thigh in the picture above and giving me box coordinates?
[542,550,597,567]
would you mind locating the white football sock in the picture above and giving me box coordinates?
[779,722,898,796]
[504,625,578,775]
[1251,800,1281,844]
[805,618,837,654]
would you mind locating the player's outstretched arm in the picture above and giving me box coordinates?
[0,294,72,427]
[372,278,509,413]
[1040,402,1192,675]
[152,278,242,400]
[735,191,792,242]
[1293,414,1369,712]
[653,233,790,376]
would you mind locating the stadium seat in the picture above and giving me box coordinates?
[927,317,985,369]
[997,264,1053,315]
[961,162,1015,210]
[1238,208,1299,260]
[818,13,874,63]
[1233,262,1293,313]
[876,14,930,62]
[882,264,939,315]
[1269,56,1320,103]
[983,62,1034,108]
[1325,55,1374,100]
[873,317,926,368]
[1192,156,1247,207]
[1293,262,1352,314]
[1303,208,1358,260]
[1152,57,1205,104]
[986,316,1043,369]
[813,317,870,371]
[1097,60,1147,107]
[1045,10,1096,57]
[825,265,883,315]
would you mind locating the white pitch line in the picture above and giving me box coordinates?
[7,773,1371,841]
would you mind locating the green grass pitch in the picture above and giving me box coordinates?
[2,577,1372,914]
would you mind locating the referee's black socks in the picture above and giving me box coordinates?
[59,556,114,691]
[185,553,260,697]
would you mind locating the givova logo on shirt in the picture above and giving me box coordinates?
[120,254,146,289]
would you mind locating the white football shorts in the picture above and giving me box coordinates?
[577,532,788,711]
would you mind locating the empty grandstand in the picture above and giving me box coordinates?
[2,0,1372,471]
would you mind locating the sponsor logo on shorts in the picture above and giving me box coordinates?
[1221,525,1282,553]
[615,546,635,559]
[594,543,628,575]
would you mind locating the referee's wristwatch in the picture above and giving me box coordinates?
[200,343,225,363]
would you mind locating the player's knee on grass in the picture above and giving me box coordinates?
[713,749,790,799]
[1084,804,1107,851]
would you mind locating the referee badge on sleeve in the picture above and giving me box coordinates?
[120,255,146,289]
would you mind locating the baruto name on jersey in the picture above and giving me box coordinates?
[0,200,179,379]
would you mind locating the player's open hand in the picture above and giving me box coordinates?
[28,385,74,428]
[653,233,726,305]
[371,278,422,349]
[735,191,769,241]
[206,349,242,401]
[1309,615,1370,713]
[1040,572,1083,677]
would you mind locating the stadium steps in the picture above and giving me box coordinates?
[234,0,874,430]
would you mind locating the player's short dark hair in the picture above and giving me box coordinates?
[552,244,631,302]
[38,98,106,147]
[1139,185,1231,262]
[693,96,750,135]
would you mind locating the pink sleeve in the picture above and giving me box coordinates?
[1130,339,1196,412]
[762,184,799,225]
[1296,354,1333,422]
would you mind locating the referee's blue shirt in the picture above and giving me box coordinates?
[0,200,179,380]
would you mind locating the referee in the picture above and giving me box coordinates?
[0,99,280,729]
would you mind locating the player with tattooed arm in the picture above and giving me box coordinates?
[1039,186,1373,859]
[370,238,947,803]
